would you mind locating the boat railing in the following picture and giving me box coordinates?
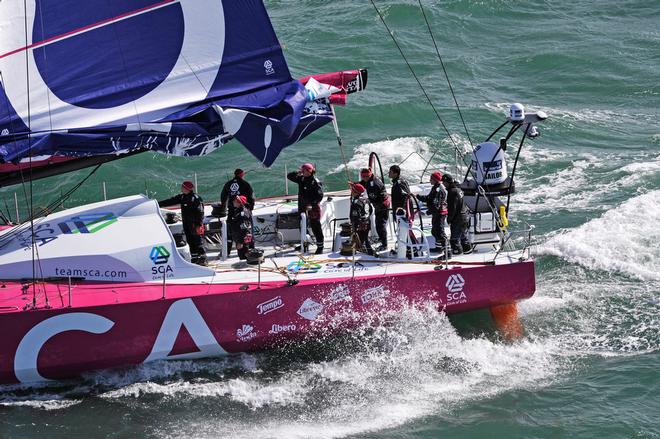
[493,222,535,261]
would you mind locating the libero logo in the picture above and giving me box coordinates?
[58,212,117,234]
[150,246,173,279]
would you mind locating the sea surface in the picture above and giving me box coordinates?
[1,1,659,438]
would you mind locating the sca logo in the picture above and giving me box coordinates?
[287,260,321,274]
[150,246,173,278]
[150,246,170,264]
[58,212,117,234]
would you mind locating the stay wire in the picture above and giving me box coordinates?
[416,0,474,149]
[369,1,506,242]
[367,0,459,153]
[21,0,38,300]
[0,164,103,248]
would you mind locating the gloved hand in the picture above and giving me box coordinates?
[196,224,205,236]
[244,234,253,244]
[383,197,391,207]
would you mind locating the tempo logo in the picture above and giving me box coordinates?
[445,274,465,293]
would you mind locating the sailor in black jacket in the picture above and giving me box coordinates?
[229,195,253,260]
[359,167,390,250]
[442,173,472,254]
[219,168,255,254]
[219,169,255,215]
[287,163,324,254]
[416,172,448,253]
[349,183,373,255]
[158,180,207,265]
[388,165,412,222]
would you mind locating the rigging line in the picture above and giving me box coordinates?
[21,0,38,297]
[369,0,495,204]
[416,0,473,149]
[367,0,459,152]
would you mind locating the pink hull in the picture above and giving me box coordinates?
[0,261,534,384]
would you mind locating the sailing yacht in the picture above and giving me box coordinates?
[0,0,545,384]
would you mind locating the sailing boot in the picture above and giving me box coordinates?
[314,243,324,255]
[237,246,248,260]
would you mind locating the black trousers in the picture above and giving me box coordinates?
[431,214,448,249]
[184,226,206,262]
[449,215,470,253]
[356,228,372,253]
[374,209,388,246]
[309,219,324,246]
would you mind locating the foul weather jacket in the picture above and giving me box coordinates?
[287,172,324,212]
[158,192,205,231]
[361,175,390,212]
[219,177,255,216]
[417,183,448,216]
[390,177,412,216]
[446,183,469,224]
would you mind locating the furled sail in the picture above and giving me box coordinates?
[0,0,367,186]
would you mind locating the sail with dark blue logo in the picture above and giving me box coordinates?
[0,0,367,185]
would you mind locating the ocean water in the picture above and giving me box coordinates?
[1,1,659,438]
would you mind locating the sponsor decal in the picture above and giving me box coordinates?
[321,262,369,273]
[58,212,117,234]
[297,298,323,321]
[445,273,467,304]
[236,324,257,342]
[264,59,275,75]
[287,260,322,274]
[54,267,127,280]
[326,284,351,302]
[229,182,240,193]
[269,323,296,334]
[150,246,171,265]
[257,296,284,315]
[150,246,174,279]
[16,222,58,248]
[14,298,228,383]
[360,285,390,305]
[1,128,9,136]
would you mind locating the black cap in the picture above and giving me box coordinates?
[441,173,454,183]
[389,165,401,175]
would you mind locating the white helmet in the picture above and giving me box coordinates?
[510,103,525,122]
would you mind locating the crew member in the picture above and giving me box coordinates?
[389,165,412,223]
[349,182,373,255]
[158,180,207,266]
[229,195,253,260]
[219,168,255,254]
[417,172,448,254]
[442,173,472,255]
[287,163,324,254]
[359,167,390,250]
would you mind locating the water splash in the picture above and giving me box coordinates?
[537,190,660,281]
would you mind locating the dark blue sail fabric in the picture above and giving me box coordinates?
[0,0,333,169]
